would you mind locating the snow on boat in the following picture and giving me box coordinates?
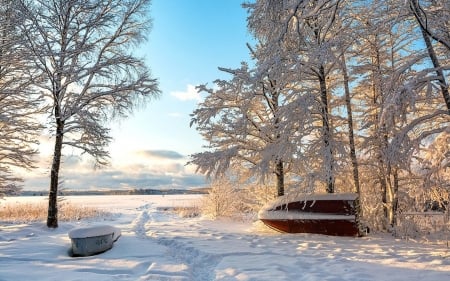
[258,193,361,236]
[68,225,121,257]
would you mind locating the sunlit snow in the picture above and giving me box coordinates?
[1,195,449,281]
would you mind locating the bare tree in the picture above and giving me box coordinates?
[18,0,160,227]
[0,0,41,197]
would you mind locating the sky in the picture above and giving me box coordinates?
[21,0,255,192]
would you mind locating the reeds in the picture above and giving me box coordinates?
[0,201,109,223]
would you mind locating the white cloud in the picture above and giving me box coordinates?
[168,112,183,118]
[21,148,206,191]
[170,84,202,102]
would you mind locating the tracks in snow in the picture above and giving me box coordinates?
[131,202,220,281]
[157,237,221,281]
[131,203,152,238]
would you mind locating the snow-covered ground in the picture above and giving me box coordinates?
[1,195,449,281]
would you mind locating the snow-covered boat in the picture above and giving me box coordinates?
[68,225,121,256]
[258,193,361,236]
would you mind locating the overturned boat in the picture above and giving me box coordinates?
[258,193,362,236]
[69,225,121,257]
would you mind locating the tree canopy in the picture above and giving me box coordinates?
[191,0,450,232]
[18,0,160,227]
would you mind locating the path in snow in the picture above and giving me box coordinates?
[129,202,221,281]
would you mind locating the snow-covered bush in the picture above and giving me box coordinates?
[173,205,201,218]
[200,179,243,219]
[243,183,278,213]
[395,211,449,243]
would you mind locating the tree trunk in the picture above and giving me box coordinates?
[341,56,361,194]
[275,159,284,197]
[381,126,394,231]
[370,43,391,231]
[391,168,399,228]
[47,117,64,228]
[341,55,364,233]
[409,0,450,60]
[318,64,335,193]
[421,28,450,114]
[383,157,400,230]
[385,172,394,229]
[269,81,284,197]
[383,169,399,230]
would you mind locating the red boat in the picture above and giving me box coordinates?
[258,193,362,236]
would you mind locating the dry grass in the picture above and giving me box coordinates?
[0,201,109,223]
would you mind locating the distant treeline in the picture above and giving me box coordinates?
[20,188,209,196]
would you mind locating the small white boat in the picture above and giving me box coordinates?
[68,225,121,256]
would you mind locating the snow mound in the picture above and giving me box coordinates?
[68,224,121,240]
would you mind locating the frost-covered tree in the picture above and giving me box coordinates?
[338,54,361,194]
[418,131,450,201]
[348,0,420,230]
[348,0,450,230]
[189,0,450,234]
[191,63,299,196]
[408,0,450,53]
[18,0,160,227]
[246,0,346,193]
[0,0,41,197]
[409,0,450,113]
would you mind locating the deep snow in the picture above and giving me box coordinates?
[1,195,449,281]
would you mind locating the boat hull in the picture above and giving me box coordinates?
[260,218,360,236]
[69,225,121,257]
[258,193,362,236]
[70,233,115,256]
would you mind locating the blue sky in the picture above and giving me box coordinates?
[112,0,253,156]
[22,0,254,191]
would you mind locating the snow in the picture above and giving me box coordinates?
[68,225,121,239]
[258,192,358,220]
[265,192,358,207]
[259,211,356,220]
[1,195,450,281]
